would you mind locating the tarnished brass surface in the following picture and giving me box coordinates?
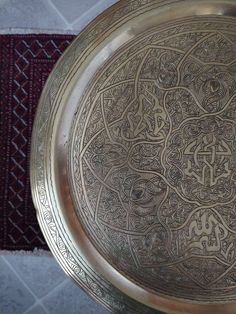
[31,1,236,313]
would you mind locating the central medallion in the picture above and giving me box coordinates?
[71,18,236,301]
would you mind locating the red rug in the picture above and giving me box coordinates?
[0,34,75,250]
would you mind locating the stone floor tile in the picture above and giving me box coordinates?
[0,0,67,30]
[4,254,67,298]
[0,257,35,314]
[43,279,106,314]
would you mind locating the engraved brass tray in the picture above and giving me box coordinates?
[31,1,236,313]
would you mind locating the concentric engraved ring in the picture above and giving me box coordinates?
[71,17,236,301]
[31,1,236,313]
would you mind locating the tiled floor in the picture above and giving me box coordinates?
[0,0,118,33]
[0,1,117,313]
[0,253,106,314]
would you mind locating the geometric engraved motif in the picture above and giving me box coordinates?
[71,18,236,301]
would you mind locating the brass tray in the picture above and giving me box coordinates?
[30,1,236,313]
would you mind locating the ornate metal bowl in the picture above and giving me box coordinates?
[30,1,236,313]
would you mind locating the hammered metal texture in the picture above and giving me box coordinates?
[71,17,236,301]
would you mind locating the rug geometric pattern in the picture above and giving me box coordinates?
[0,35,75,250]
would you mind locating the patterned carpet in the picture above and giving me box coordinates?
[0,35,75,250]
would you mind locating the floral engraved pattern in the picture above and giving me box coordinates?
[71,19,236,301]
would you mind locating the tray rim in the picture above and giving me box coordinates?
[30,1,236,313]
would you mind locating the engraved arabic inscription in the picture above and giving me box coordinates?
[71,19,236,301]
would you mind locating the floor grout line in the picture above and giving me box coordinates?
[68,3,97,28]
[69,0,111,28]
[1,256,51,314]
[46,0,72,30]
[22,300,45,314]
[68,0,118,31]
[38,278,69,303]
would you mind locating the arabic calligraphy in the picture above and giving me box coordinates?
[184,210,234,262]
[121,91,168,142]
[165,116,236,204]
[71,19,236,300]
[184,134,231,187]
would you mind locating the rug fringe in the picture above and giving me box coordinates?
[0,27,78,35]
[0,249,52,256]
